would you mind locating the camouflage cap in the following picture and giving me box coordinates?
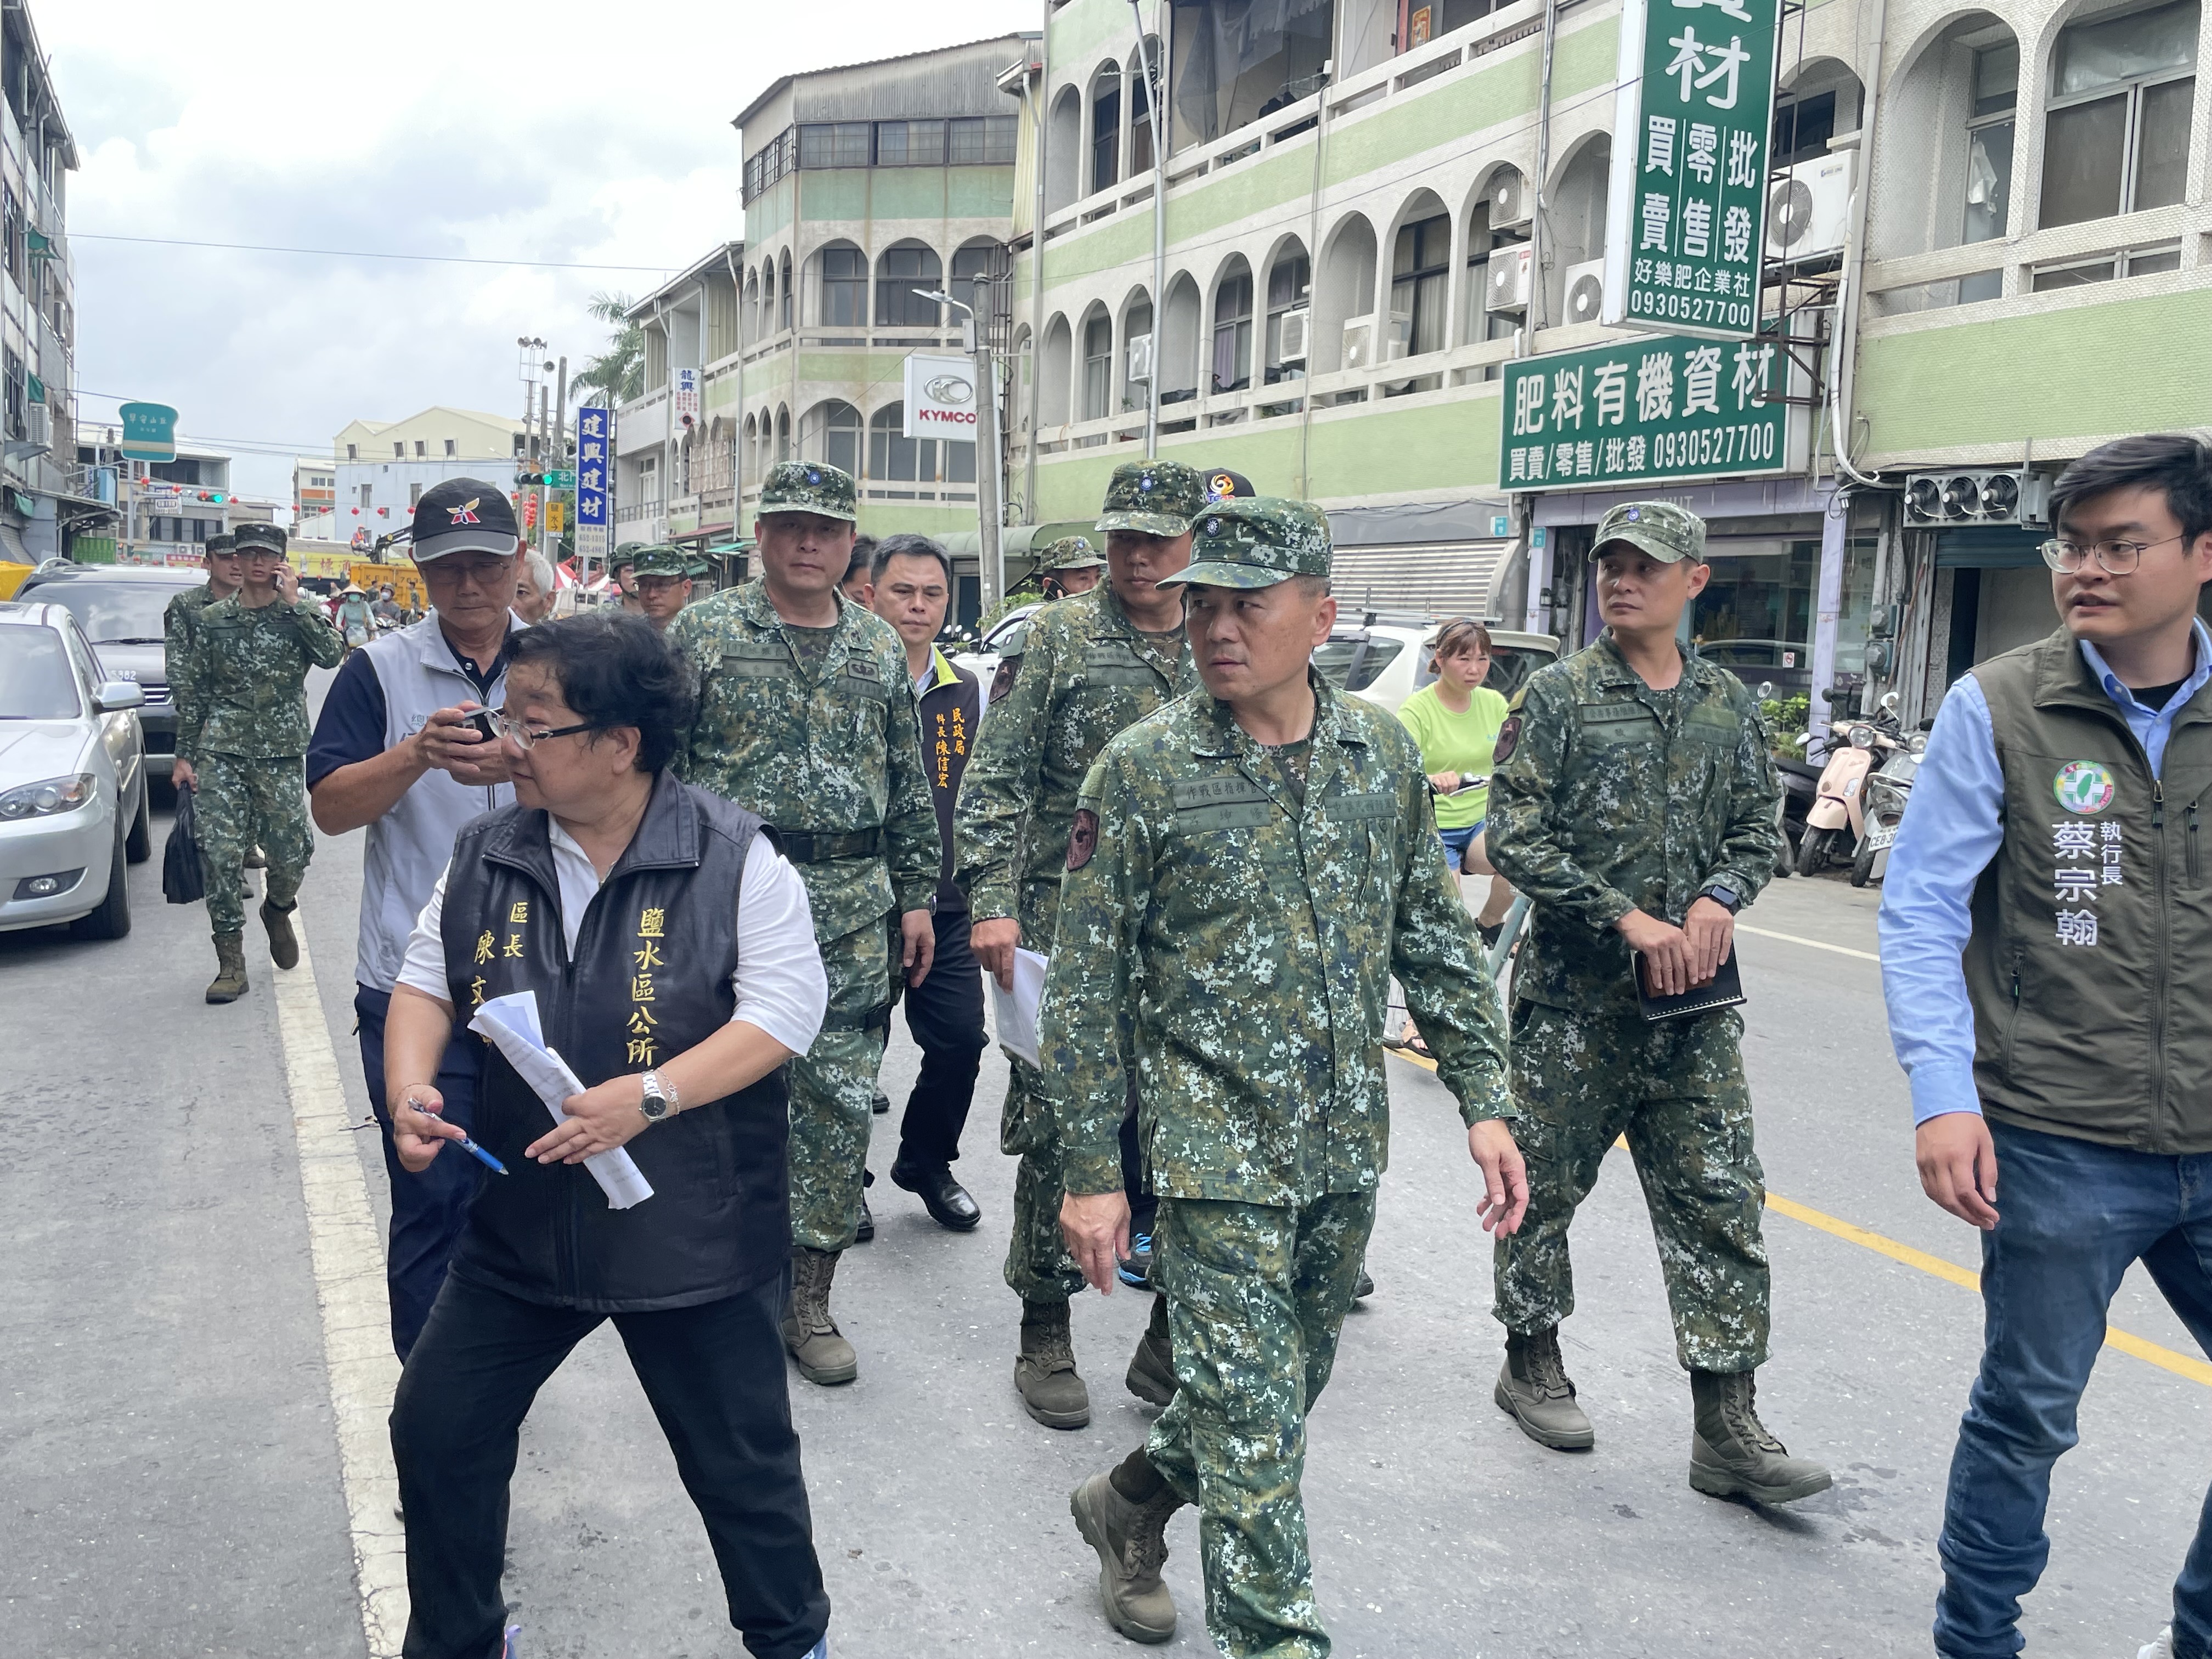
[1159,496,1332,590]
[204,531,236,555]
[758,460,858,523]
[631,544,690,578]
[1590,499,1706,564]
[1095,460,1207,537]
[1040,533,1107,569]
[233,522,288,556]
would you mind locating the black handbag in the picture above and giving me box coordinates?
[163,780,206,905]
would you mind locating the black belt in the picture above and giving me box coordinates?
[775,827,884,865]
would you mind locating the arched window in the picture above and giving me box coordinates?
[1265,243,1310,381]
[778,251,793,331]
[775,406,792,465]
[2042,0,2196,229]
[1211,260,1254,392]
[800,400,861,475]
[1091,63,1122,193]
[1160,273,1203,401]
[812,242,867,328]
[870,403,937,489]
[1121,290,1154,408]
[1047,86,1084,213]
[1390,199,1451,356]
[1079,309,1115,420]
[1314,214,1378,375]
[745,267,761,338]
[1039,314,1074,426]
[1128,42,1160,173]
[877,242,944,326]
[951,240,998,319]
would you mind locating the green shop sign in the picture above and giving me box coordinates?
[118,401,180,463]
[1602,0,1782,340]
[1498,331,1791,492]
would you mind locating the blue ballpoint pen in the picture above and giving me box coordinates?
[405,1093,508,1175]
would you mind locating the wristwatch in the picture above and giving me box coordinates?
[1698,883,1742,913]
[639,1069,680,1125]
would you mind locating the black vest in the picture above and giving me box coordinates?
[440,771,790,1312]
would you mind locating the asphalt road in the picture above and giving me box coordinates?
[3,723,2207,1659]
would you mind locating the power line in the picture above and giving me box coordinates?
[70,232,679,274]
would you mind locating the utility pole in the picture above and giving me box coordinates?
[538,386,552,556]
[975,312,1004,610]
[552,356,569,563]
[1130,0,1164,459]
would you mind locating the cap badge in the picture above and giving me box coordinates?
[1139,475,1153,492]
[1205,517,1221,534]
[1625,506,1641,522]
[805,468,821,484]
[447,499,482,525]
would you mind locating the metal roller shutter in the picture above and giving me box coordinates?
[1329,540,1511,620]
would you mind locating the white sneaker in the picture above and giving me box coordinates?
[2138,1625,2174,1659]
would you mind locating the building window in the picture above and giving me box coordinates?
[779,251,794,331]
[1082,313,1114,419]
[360,484,374,507]
[512,433,526,455]
[1957,40,2018,302]
[945,437,977,484]
[868,403,936,487]
[876,120,946,166]
[802,400,862,475]
[411,439,424,457]
[409,483,423,508]
[1092,67,1122,193]
[877,244,944,326]
[817,245,868,328]
[799,122,873,168]
[951,241,998,319]
[2041,0,2198,229]
[1772,90,1837,167]
[1130,47,1158,173]
[347,443,358,460]
[1212,269,1254,393]
[444,437,458,456]
[393,442,404,458]
[1391,213,1451,357]
[1265,250,1311,382]
[949,116,1017,166]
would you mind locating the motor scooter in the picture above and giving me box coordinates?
[1849,733,1926,886]
[1796,692,1906,876]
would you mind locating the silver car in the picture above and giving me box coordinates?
[0,600,151,939]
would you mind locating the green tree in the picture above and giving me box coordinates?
[572,291,644,408]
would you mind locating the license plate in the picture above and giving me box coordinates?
[1867,823,1899,851]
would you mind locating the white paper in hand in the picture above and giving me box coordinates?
[989,947,1050,1069]
[469,990,654,1209]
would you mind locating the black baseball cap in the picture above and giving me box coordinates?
[410,477,521,563]
[1203,467,1257,503]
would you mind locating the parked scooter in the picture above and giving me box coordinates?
[1849,733,1926,887]
[1795,692,1908,876]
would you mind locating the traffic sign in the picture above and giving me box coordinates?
[544,470,576,489]
[119,402,179,463]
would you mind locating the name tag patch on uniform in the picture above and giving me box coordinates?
[720,643,792,679]
[1084,642,1157,686]
[1324,792,1395,822]
[1173,775,1273,831]
[1583,703,1658,743]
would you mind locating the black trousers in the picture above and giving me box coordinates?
[390,1271,830,1659]
[893,906,987,1168]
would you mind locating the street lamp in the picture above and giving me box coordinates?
[911,286,1002,607]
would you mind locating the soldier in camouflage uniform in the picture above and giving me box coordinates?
[164,532,250,861]
[630,544,694,629]
[1046,498,1526,1656]
[1485,499,1831,1505]
[666,460,940,1387]
[175,523,346,1003]
[956,459,1206,1431]
[1038,533,1106,600]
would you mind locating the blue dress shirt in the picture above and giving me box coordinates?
[1877,618,2212,1124]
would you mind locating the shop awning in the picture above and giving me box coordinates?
[935,521,1097,562]
[1934,526,2046,569]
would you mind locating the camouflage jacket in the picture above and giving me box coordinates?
[1041,674,1513,1210]
[1486,631,1782,1012]
[176,595,345,762]
[163,584,226,752]
[667,577,939,940]
[954,583,1198,925]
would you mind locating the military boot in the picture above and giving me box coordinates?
[1494,1326,1595,1450]
[261,899,301,971]
[1069,1471,1180,1644]
[1125,1294,1174,1407]
[781,1247,857,1386]
[205,933,249,1005]
[1015,1299,1090,1429]
[1689,1369,1831,1504]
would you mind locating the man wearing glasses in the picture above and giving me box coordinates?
[1878,433,2212,1659]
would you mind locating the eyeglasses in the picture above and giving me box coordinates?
[489,710,599,749]
[2038,534,2185,575]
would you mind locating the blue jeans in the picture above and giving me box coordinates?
[1936,1119,2212,1658]
[1439,821,1483,873]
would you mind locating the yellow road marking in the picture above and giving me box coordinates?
[1735,922,1879,963]
[1384,1049,2212,1387]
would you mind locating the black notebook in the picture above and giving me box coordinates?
[1630,946,1746,1022]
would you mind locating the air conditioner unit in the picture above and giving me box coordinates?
[1485,246,1532,316]
[1561,258,1607,326]
[1126,333,1154,383]
[1766,151,1855,266]
[24,400,50,451]
[1342,316,1376,370]
[1903,467,2052,529]
[1277,308,1310,364]
[1383,310,1414,363]
[1487,171,1531,235]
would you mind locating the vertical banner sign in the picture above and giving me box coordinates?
[1601,0,1782,340]
[672,368,701,431]
[574,405,610,566]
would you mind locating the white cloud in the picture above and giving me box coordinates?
[43,0,1037,506]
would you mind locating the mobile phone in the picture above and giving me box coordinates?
[464,708,499,744]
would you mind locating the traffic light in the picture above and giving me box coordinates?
[194,490,228,504]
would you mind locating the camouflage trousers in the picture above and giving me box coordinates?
[1492,1000,1770,1373]
[1000,1059,1089,1303]
[789,918,896,1252]
[195,752,312,935]
[1146,1190,1374,1659]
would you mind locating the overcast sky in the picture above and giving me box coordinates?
[48,0,1038,510]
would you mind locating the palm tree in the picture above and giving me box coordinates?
[571,291,644,407]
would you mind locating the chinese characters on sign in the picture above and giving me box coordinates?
[2051,818,2124,949]
[1498,331,1788,492]
[1604,0,1782,339]
[575,404,611,567]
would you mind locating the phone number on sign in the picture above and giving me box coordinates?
[1628,290,1755,330]
[1648,421,1779,472]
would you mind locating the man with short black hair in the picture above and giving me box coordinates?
[839,534,878,605]
[1881,432,2212,1659]
[862,533,986,1232]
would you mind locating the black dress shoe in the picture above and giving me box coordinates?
[872,1087,891,1115]
[890,1159,983,1232]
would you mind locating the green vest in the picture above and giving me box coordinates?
[1965,629,2212,1151]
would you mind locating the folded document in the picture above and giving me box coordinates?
[469,990,654,1209]
[989,947,1050,1070]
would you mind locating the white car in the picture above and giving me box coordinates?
[0,600,151,939]
[1314,616,1561,716]
[949,602,1043,686]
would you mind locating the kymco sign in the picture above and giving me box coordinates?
[903,352,977,441]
